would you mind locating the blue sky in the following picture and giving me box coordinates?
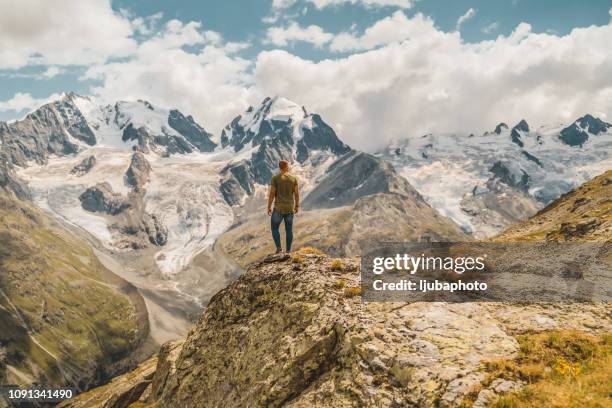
[0,0,611,150]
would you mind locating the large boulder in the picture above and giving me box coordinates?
[79,182,130,215]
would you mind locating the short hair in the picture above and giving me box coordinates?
[279,160,289,170]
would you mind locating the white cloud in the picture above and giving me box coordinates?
[265,22,334,47]
[272,0,299,9]
[131,12,164,36]
[308,0,413,8]
[0,0,136,69]
[482,22,499,34]
[0,92,61,113]
[272,0,412,10]
[456,8,476,30]
[3,5,611,157]
[40,66,65,79]
[82,20,252,136]
[251,15,612,151]
[329,11,434,52]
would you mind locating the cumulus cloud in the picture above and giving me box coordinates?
[0,0,136,69]
[265,22,334,47]
[456,8,476,30]
[130,12,164,36]
[0,92,61,113]
[252,15,612,151]
[330,11,433,52]
[82,19,252,135]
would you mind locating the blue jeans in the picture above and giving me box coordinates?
[271,209,294,251]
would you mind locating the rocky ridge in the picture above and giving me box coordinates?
[493,169,612,242]
[62,250,610,408]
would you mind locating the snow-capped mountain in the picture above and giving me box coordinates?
[1,93,226,278]
[218,96,352,205]
[0,92,216,167]
[379,116,612,237]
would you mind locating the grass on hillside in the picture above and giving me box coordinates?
[479,330,611,408]
[0,193,143,386]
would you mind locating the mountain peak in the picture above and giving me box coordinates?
[509,120,529,147]
[249,96,306,127]
[559,114,611,147]
[494,122,508,134]
[218,97,351,205]
[59,91,89,104]
[221,96,320,153]
[574,114,611,135]
[514,119,529,133]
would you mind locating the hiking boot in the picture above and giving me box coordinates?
[275,247,283,254]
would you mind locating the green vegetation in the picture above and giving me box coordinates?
[483,330,611,408]
[330,259,344,271]
[0,192,145,387]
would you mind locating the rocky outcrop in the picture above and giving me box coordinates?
[489,161,530,192]
[510,119,529,147]
[79,182,131,215]
[494,170,612,242]
[460,178,540,237]
[71,155,97,176]
[142,212,168,246]
[168,109,216,152]
[125,152,151,191]
[59,341,183,408]
[66,247,610,407]
[494,122,508,134]
[0,151,29,198]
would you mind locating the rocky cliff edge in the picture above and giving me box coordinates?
[63,249,610,408]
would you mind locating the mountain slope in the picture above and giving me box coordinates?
[380,116,612,237]
[63,246,611,408]
[0,191,148,389]
[493,170,611,242]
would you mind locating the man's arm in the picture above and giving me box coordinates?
[267,183,276,216]
[293,180,300,214]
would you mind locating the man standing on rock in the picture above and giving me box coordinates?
[267,160,300,253]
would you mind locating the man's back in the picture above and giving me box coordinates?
[272,172,297,214]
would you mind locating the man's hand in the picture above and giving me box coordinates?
[267,207,272,216]
[294,205,299,215]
